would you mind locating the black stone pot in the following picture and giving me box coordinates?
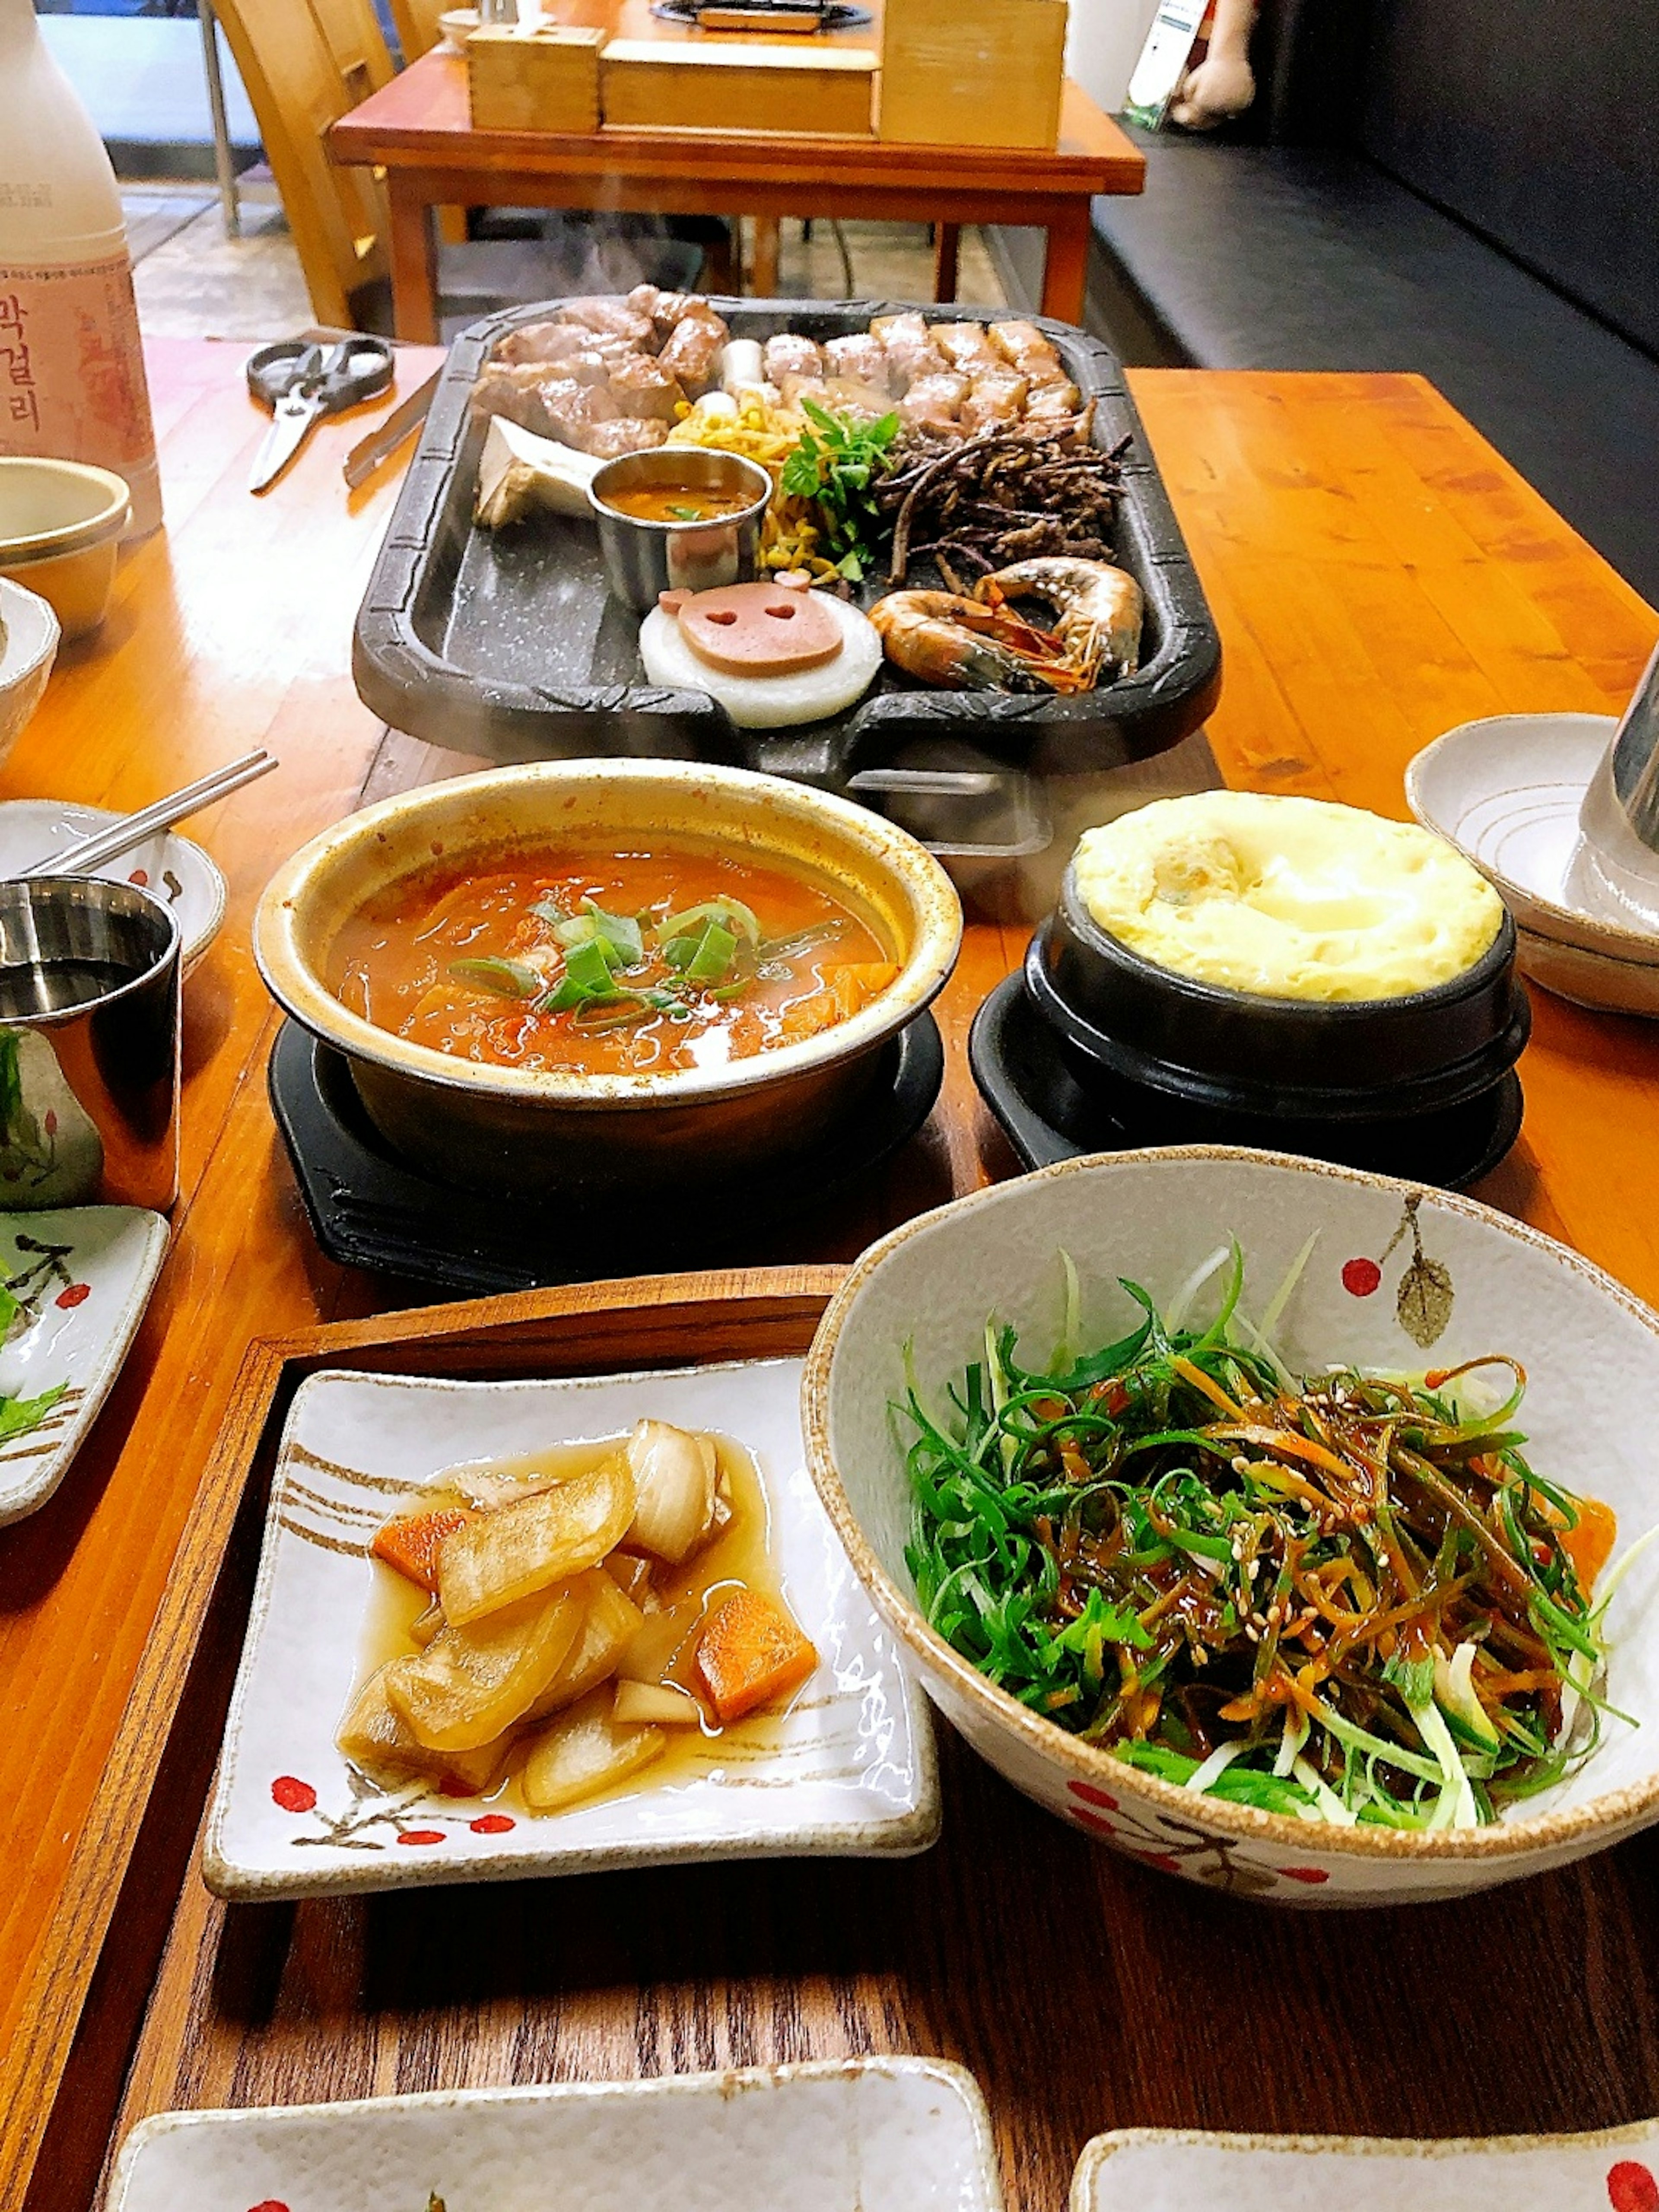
[1022,867,1530,1170]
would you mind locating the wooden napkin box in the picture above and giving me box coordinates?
[600,38,877,135]
[877,0,1067,149]
[467,24,606,133]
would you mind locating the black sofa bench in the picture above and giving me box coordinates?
[993,0,1659,605]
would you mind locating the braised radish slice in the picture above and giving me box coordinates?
[521,1686,667,1812]
[439,1456,635,1625]
[612,1678,702,1726]
[625,1419,718,1563]
[386,1583,586,1751]
[524,1567,645,1720]
[337,1664,513,1795]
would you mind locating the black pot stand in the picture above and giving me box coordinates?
[268,1013,944,1297]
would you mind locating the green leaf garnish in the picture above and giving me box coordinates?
[448,956,543,999]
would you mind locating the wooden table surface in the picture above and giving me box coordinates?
[327,56,1143,337]
[6,343,1659,2212]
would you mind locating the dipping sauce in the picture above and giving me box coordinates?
[599,483,759,524]
[331,840,899,1076]
[1072,791,1504,1001]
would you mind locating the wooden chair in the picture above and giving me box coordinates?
[308,0,396,101]
[213,0,710,330]
[384,0,447,63]
[207,0,390,327]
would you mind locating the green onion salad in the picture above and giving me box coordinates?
[898,1245,1644,1831]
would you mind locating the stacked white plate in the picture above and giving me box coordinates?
[1407,712,1659,1018]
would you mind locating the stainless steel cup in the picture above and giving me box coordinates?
[1576,640,1659,932]
[589,448,772,612]
[0,877,181,1211]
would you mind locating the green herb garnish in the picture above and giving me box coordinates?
[781,400,901,581]
[446,956,543,999]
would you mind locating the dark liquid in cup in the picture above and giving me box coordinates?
[0,958,137,1020]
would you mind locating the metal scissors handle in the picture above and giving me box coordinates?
[246,337,397,494]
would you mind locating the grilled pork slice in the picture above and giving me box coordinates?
[493,321,594,368]
[961,368,1029,431]
[471,362,573,436]
[869,311,944,391]
[763,333,824,383]
[824,333,892,392]
[1024,377,1084,419]
[581,417,672,457]
[628,284,709,336]
[608,355,687,420]
[931,321,1002,372]
[988,319,1064,378]
[657,307,729,389]
[899,369,969,429]
[556,298,658,348]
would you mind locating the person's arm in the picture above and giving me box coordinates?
[1170,0,1256,127]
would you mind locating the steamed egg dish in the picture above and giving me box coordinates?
[1071,791,1504,1002]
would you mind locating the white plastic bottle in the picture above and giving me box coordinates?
[0,0,162,536]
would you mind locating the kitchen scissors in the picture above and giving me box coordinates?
[246,336,397,494]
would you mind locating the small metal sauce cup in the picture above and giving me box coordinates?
[589,449,772,612]
[0,877,181,1211]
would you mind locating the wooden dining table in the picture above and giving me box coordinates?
[326,34,1144,342]
[5,339,1659,2212]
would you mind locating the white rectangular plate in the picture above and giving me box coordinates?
[205,1354,938,1897]
[1078,2124,1659,2212]
[109,2056,999,2212]
[0,1205,169,1527]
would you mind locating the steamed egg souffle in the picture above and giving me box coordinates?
[1072,792,1504,1002]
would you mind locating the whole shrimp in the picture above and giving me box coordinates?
[870,589,1075,693]
[976,558,1144,685]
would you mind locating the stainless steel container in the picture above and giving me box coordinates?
[1578,640,1659,933]
[588,449,772,612]
[0,876,181,1210]
[254,759,962,1199]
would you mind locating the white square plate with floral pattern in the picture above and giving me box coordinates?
[204,1354,938,1897]
[0,1205,169,1527]
[108,2057,999,2212]
[1077,2123,1659,2212]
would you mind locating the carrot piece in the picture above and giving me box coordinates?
[372,1508,476,1592]
[1554,1494,1618,1594]
[694,1588,817,1722]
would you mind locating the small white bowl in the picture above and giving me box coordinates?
[0,456,130,643]
[802,1147,1659,1906]
[108,2056,1001,2212]
[0,575,59,767]
[437,4,480,45]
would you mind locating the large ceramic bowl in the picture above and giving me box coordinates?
[802,1147,1659,1906]
[255,759,961,1195]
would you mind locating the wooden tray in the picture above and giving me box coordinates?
[41,1270,838,2212]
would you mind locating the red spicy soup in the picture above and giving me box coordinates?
[331,842,898,1077]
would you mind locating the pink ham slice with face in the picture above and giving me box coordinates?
[659,578,845,677]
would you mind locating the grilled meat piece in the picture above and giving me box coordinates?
[824,333,892,392]
[608,354,687,420]
[763,333,825,383]
[581,416,672,457]
[961,369,1030,431]
[657,307,729,390]
[988,319,1064,378]
[1024,378,1084,418]
[899,370,969,430]
[870,311,944,391]
[556,298,658,348]
[492,321,594,368]
[931,322,1002,373]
